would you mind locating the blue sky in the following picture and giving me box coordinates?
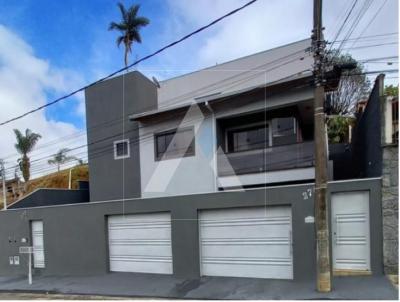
[0,0,167,68]
[0,0,397,131]
[0,0,397,177]
[0,0,173,129]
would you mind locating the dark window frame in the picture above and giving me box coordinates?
[154,126,196,161]
[224,117,299,153]
[226,123,269,153]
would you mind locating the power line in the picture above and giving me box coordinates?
[342,69,398,76]
[363,61,398,64]
[327,0,359,54]
[325,0,360,66]
[0,47,309,165]
[0,0,259,127]
[340,0,375,47]
[358,56,398,62]
[3,62,314,177]
[349,0,389,48]
[2,56,312,175]
[328,32,398,44]
[342,41,398,50]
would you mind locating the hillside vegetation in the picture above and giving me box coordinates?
[26,165,89,193]
[0,165,89,208]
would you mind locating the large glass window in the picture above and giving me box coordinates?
[227,124,268,152]
[155,127,195,160]
[272,117,297,146]
[225,117,298,152]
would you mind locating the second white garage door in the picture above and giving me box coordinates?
[108,212,172,274]
[199,206,293,279]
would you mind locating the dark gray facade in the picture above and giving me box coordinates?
[0,179,382,280]
[85,71,157,202]
[7,189,88,209]
[352,75,384,178]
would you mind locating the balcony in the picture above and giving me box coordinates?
[217,141,314,177]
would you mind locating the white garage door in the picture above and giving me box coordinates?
[108,212,173,274]
[199,206,293,279]
[31,220,45,268]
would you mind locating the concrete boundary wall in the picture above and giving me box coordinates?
[0,178,382,281]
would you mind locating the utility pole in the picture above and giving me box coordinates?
[0,159,6,210]
[312,0,331,292]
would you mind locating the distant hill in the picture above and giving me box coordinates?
[0,165,89,208]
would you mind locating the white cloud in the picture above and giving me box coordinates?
[162,0,398,79]
[164,0,311,68]
[0,25,86,179]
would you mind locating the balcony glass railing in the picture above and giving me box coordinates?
[217,141,314,177]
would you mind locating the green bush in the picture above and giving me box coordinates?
[327,116,355,144]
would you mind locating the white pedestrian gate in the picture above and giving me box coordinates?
[199,206,293,279]
[332,191,371,272]
[108,212,173,274]
[31,220,45,268]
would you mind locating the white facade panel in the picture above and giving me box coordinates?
[31,220,45,268]
[332,191,371,271]
[139,109,216,198]
[199,206,293,279]
[108,212,173,274]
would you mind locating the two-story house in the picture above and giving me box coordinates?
[0,40,385,292]
[86,39,318,201]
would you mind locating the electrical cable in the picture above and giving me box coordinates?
[0,0,259,127]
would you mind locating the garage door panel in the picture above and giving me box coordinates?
[201,207,290,219]
[109,244,172,258]
[202,242,291,259]
[201,259,292,279]
[200,224,290,239]
[199,206,293,279]
[108,212,173,274]
[110,257,172,274]
[108,228,171,240]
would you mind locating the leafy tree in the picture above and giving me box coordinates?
[385,84,398,97]
[327,116,355,144]
[109,2,150,67]
[13,129,41,183]
[325,52,370,115]
[48,148,77,172]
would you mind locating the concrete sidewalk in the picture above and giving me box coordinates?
[0,273,398,300]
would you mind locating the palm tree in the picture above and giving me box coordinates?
[48,148,77,172]
[109,2,150,67]
[14,129,41,183]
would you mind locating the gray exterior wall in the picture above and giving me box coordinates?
[382,144,398,275]
[84,71,157,202]
[0,179,382,280]
[352,75,384,178]
[8,189,88,209]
